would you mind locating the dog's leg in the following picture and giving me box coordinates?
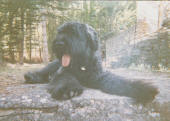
[93,71,158,104]
[24,59,61,83]
[48,72,83,100]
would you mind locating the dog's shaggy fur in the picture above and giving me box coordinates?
[25,22,158,104]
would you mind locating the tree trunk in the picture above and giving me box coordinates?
[8,12,15,62]
[158,2,163,29]
[19,9,24,65]
[29,24,32,62]
[41,15,49,63]
[0,51,3,64]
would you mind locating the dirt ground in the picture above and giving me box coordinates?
[0,63,44,94]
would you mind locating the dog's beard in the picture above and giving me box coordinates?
[52,23,99,70]
[53,40,90,69]
[52,40,71,67]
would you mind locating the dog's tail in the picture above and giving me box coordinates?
[98,71,158,104]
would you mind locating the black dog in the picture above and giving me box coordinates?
[24,22,158,104]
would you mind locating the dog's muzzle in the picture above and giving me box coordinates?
[52,41,67,58]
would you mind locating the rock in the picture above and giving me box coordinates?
[0,69,170,121]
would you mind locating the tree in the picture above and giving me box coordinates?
[0,1,137,63]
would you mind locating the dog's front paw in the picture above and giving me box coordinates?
[48,74,83,100]
[48,84,83,100]
[24,72,48,84]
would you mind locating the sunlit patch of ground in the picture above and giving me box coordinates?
[0,63,44,94]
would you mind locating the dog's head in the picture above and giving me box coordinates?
[52,22,99,69]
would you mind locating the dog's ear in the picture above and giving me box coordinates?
[85,25,99,51]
